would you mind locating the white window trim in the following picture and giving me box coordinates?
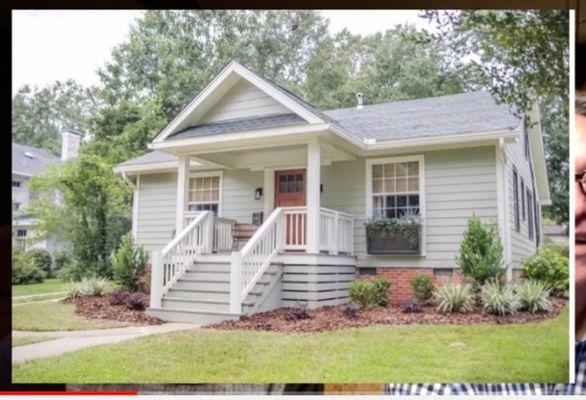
[188,170,224,217]
[365,155,426,256]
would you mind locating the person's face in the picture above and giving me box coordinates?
[576,112,586,334]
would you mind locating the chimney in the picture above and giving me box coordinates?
[61,129,81,161]
[356,92,364,109]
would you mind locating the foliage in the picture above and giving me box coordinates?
[53,251,73,271]
[410,275,434,301]
[479,281,519,316]
[112,233,149,291]
[12,249,47,284]
[402,298,423,313]
[138,268,151,294]
[284,301,311,321]
[127,293,147,311]
[365,214,422,247]
[66,276,110,299]
[109,290,131,306]
[28,154,132,280]
[348,278,390,309]
[12,80,100,155]
[522,246,569,296]
[434,282,475,313]
[424,10,569,225]
[456,215,505,287]
[515,280,551,313]
[339,303,361,319]
[26,249,53,275]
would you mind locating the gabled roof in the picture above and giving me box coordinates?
[12,142,61,176]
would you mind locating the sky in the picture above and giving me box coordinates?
[12,10,430,94]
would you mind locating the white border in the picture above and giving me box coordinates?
[570,8,576,384]
[365,154,426,256]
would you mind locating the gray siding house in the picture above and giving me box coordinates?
[115,61,550,324]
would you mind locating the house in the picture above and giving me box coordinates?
[12,129,81,253]
[115,60,550,324]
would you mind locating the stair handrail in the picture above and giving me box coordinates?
[229,207,284,313]
[150,210,212,308]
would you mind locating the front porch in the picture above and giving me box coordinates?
[147,141,358,323]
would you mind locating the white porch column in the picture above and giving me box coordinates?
[176,154,190,235]
[306,141,321,254]
[263,168,274,218]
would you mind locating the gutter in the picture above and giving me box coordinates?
[120,171,136,189]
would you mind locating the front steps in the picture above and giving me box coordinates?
[146,259,282,324]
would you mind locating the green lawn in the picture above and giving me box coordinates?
[12,279,70,297]
[12,336,56,347]
[13,308,569,383]
[12,302,130,332]
[13,293,66,304]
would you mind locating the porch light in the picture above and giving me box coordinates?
[255,187,263,200]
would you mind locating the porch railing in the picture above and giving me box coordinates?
[230,207,285,314]
[319,207,354,255]
[282,207,307,251]
[184,212,235,253]
[150,210,212,308]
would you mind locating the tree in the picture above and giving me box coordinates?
[12,80,100,155]
[28,154,132,279]
[98,10,328,119]
[423,10,569,225]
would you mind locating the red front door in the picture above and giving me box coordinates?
[275,169,306,249]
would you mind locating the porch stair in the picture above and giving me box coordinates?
[146,259,283,324]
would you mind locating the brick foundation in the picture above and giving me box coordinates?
[358,267,462,305]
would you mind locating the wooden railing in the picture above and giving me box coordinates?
[282,207,307,251]
[230,208,284,314]
[319,207,354,255]
[213,217,235,253]
[150,211,212,308]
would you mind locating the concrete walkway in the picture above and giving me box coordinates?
[13,323,198,364]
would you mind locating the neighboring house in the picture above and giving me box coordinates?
[12,129,81,253]
[543,225,568,247]
[115,60,550,324]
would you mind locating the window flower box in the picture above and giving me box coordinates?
[365,216,422,255]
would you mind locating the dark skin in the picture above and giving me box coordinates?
[576,112,586,337]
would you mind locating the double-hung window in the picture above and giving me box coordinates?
[527,189,534,240]
[188,173,222,216]
[513,167,520,232]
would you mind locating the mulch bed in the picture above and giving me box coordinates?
[66,292,163,326]
[206,298,567,333]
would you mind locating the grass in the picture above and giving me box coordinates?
[12,279,70,297]
[13,293,66,304]
[12,302,130,332]
[12,336,56,347]
[13,307,568,383]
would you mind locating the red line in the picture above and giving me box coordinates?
[0,392,137,396]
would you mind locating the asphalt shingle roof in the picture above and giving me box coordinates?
[168,113,305,141]
[12,142,61,176]
[117,151,178,166]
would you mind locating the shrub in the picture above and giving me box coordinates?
[137,268,151,294]
[26,249,52,276]
[349,278,391,309]
[402,298,423,313]
[434,283,474,313]
[515,280,551,313]
[480,281,519,316]
[410,275,434,301]
[53,251,73,271]
[522,246,569,296]
[112,233,149,291]
[339,303,361,319]
[109,290,131,306]
[66,276,110,299]
[127,292,146,310]
[372,277,390,307]
[12,249,46,284]
[59,262,86,282]
[456,215,505,287]
[284,301,310,321]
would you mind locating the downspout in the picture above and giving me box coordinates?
[121,171,136,189]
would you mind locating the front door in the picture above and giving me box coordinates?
[275,169,306,249]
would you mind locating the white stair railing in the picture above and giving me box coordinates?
[213,217,235,253]
[230,208,284,314]
[319,207,354,255]
[150,211,212,308]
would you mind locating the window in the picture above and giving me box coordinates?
[359,267,377,277]
[434,268,453,278]
[16,229,27,238]
[513,167,520,232]
[188,174,221,216]
[12,180,21,188]
[371,160,420,219]
[527,189,534,240]
[520,179,525,220]
[534,197,540,246]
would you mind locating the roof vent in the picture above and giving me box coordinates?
[24,151,35,159]
[363,138,377,145]
[356,92,364,109]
